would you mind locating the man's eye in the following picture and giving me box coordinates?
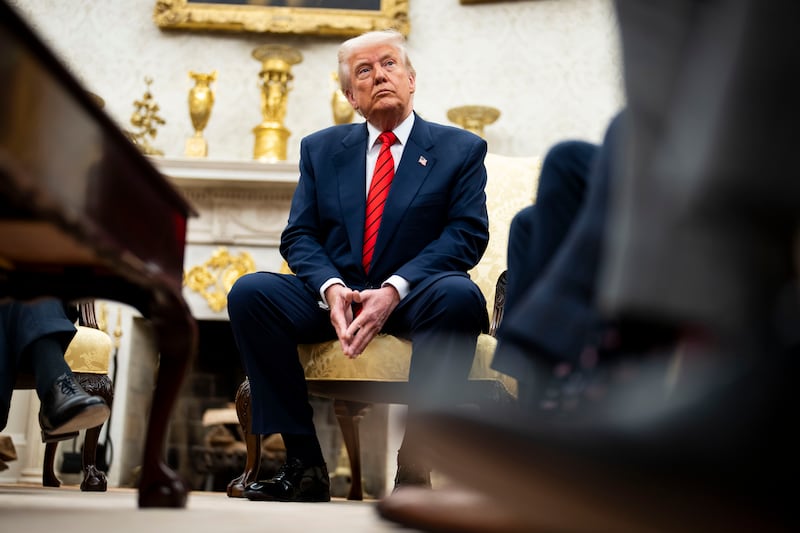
[385,59,396,68]
[356,66,371,77]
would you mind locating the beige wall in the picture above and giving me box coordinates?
[10,0,623,161]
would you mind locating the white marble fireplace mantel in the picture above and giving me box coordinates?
[150,157,300,189]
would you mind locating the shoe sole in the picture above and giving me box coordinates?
[378,486,530,533]
[244,490,330,503]
[244,493,330,502]
[416,411,774,533]
[42,403,110,441]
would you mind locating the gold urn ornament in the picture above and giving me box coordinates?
[447,105,501,139]
[331,72,354,125]
[251,44,302,162]
[185,70,217,157]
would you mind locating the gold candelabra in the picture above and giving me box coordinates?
[252,44,303,162]
[185,70,217,158]
[97,302,124,351]
[128,77,166,156]
[446,105,501,139]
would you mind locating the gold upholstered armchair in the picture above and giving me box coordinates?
[12,301,114,491]
[228,154,541,500]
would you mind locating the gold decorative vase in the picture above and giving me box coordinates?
[185,70,217,157]
[252,44,303,162]
[331,72,354,125]
[447,105,501,139]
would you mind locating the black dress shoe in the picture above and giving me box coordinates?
[39,373,110,443]
[244,457,330,502]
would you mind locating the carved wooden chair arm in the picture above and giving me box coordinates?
[488,270,507,338]
[76,300,100,329]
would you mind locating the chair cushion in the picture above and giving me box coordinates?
[299,333,516,397]
[469,153,541,316]
[63,325,112,374]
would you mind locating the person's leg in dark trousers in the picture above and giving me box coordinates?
[493,112,624,410]
[504,141,598,316]
[227,272,335,439]
[227,271,334,500]
[384,274,488,486]
[0,299,109,439]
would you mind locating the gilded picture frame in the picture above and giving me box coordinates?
[153,1,409,37]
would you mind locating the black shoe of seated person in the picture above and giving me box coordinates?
[38,372,110,443]
[244,457,331,502]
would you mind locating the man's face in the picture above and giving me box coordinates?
[345,44,415,126]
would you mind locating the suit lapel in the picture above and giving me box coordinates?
[333,124,369,266]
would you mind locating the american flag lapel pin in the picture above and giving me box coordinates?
[418,155,427,167]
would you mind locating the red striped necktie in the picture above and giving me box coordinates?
[363,131,397,273]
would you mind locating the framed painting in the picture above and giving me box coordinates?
[460,0,531,4]
[153,0,409,37]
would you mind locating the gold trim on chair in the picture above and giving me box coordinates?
[300,332,517,397]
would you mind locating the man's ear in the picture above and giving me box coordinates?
[345,90,358,109]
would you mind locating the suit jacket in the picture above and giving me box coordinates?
[281,113,489,296]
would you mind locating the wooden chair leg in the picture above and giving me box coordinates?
[333,399,371,501]
[80,425,106,491]
[75,373,113,492]
[42,442,60,487]
[227,378,261,498]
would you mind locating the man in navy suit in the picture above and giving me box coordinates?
[227,29,490,502]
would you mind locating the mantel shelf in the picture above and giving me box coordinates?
[148,156,299,189]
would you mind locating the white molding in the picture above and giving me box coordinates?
[149,156,299,189]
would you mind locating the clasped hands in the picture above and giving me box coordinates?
[325,283,400,358]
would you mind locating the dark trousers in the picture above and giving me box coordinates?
[504,140,598,316]
[0,299,76,430]
[227,271,487,436]
[493,113,624,399]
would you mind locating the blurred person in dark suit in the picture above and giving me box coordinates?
[376,0,798,530]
